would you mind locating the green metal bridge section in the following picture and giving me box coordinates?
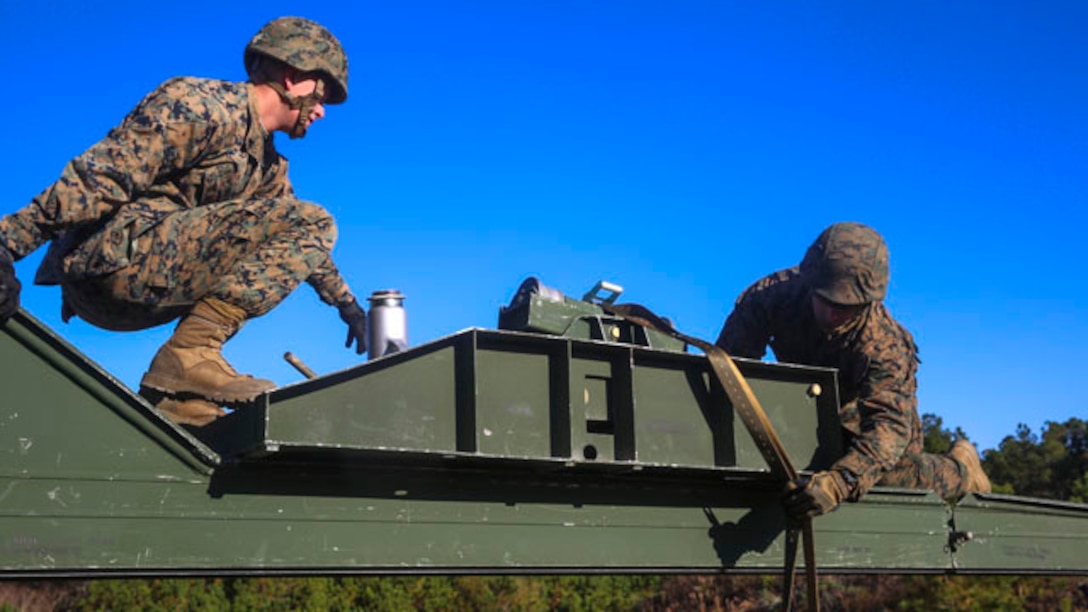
[1,305,1085,577]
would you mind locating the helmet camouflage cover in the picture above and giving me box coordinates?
[799,222,889,305]
[245,16,349,104]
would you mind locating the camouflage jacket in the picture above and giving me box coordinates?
[0,76,351,306]
[716,266,922,498]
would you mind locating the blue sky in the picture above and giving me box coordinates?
[1,1,1084,453]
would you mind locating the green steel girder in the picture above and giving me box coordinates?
[1,309,1086,578]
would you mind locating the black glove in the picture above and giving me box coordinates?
[782,470,851,520]
[0,244,20,322]
[339,300,368,355]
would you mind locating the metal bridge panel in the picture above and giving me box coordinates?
[2,311,1087,577]
[952,494,1088,573]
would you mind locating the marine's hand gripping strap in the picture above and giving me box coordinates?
[605,303,820,611]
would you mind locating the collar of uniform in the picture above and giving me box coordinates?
[243,82,272,159]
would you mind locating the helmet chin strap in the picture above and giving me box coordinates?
[267,81,324,139]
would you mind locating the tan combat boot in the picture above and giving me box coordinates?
[949,439,992,494]
[140,298,276,403]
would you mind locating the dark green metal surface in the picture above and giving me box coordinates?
[1,309,1086,577]
[498,282,685,352]
[0,311,216,477]
[199,328,841,474]
[951,493,1088,573]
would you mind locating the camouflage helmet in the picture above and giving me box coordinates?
[799,222,889,305]
[245,17,349,105]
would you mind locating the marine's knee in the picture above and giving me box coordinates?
[276,199,338,244]
[301,200,337,231]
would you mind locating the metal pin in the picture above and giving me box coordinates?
[284,352,318,380]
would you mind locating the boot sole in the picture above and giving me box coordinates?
[140,387,227,427]
[140,372,276,404]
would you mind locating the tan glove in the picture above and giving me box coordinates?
[783,470,851,519]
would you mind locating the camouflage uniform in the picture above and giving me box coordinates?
[718,247,969,501]
[0,76,354,331]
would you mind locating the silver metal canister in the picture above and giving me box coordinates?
[367,289,407,359]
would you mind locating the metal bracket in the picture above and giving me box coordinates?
[582,280,623,305]
[947,530,974,553]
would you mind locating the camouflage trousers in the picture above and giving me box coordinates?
[873,437,967,499]
[62,198,339,331]
[838,400,968,499]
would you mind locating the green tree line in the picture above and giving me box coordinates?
[3,417,1086,610]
